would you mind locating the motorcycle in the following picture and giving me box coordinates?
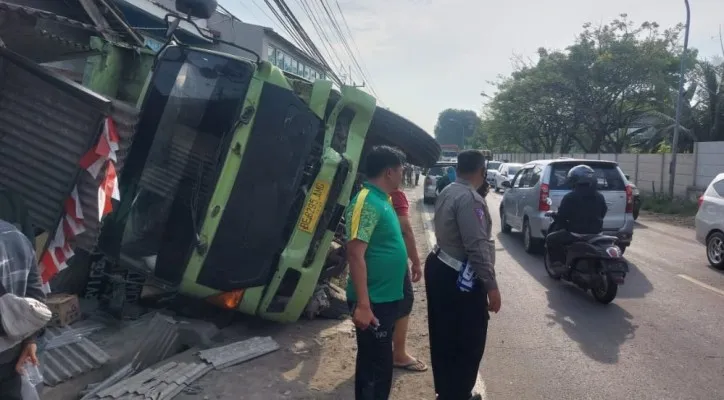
[543,205,629,304]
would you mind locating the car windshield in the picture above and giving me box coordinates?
[118,47,252,276]
[428,165,454,176]
[487,161,502,170]
[549,163,626,191]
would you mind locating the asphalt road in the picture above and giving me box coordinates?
[418,189,724,400]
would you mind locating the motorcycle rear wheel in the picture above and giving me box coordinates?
[591,274,618,304]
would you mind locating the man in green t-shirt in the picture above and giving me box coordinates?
[346,145,408,400]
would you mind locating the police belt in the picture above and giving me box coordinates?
[432,244,464,272]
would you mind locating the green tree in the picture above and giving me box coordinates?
[481,15,692,154]
[433,109,483,149]
[480,49,580,153]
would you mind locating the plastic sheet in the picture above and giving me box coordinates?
[20,368,41,400]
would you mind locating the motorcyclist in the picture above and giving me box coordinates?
[435,166,456,194]
[545,165,608,271]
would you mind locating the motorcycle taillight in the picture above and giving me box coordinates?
[625,184,633,213]
[606,246,622,258]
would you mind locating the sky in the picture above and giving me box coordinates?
[220,0,724,135]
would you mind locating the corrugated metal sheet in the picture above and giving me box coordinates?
[87,361,213,400]
[0,1,99,62]
[0,1,100,32]
[130,313,180,371]
[198,336,280,369]
[75,100,141,252]
[40,326,111,386]
[0,47,110,235]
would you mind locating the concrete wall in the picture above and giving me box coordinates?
[494,142,724,197]
[695,141,724,190]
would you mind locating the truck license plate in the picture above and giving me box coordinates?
[298,180,331,233]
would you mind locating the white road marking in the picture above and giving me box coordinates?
[677,274,724,297]
[418,200,488,399]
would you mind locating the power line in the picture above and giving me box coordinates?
[295,0,345,71]
[267,0,343,84]
[312,0,382,101]
[259,0,314,54]
[334,0,382,101]
[326,0,380,99]
[248,0,294,39]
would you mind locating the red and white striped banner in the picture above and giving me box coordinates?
[40,117,120,291]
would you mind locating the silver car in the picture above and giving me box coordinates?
[499,159,635,254]
[694,173,724,269]
[493,163,523,192]
[423,161,456,204]
[485,160,503,186]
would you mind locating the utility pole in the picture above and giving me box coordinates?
[669,0,691,198]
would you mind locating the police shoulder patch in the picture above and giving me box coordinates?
[474,207,485,225]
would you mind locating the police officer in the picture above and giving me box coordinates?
[425,150,501,400]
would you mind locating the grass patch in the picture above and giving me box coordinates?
[640,194,699,216]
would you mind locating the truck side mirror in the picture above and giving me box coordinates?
[176,0,218,19]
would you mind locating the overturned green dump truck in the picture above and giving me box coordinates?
[100,41,440,322]
[0,11,440,323]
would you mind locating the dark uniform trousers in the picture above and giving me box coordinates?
[349,300,400,400]
[425,252,489,400]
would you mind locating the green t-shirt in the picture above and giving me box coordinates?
[345,182,408,304]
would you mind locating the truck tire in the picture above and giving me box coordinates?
[318,283,350,320]
[366,108,441,167]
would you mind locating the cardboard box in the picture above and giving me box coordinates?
[46,294,81,327]
[34,232,49,263]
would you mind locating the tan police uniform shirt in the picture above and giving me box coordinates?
[433,178,497,291]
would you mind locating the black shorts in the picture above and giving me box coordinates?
[398,270,414,319]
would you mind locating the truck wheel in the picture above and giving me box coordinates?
[367,108,440,167]
[318,283,350,320]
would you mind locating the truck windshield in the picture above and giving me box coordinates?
[118,47,254,281]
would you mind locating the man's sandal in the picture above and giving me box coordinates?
[393,358,428,372]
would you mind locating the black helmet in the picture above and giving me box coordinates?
[566,165,595,187]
